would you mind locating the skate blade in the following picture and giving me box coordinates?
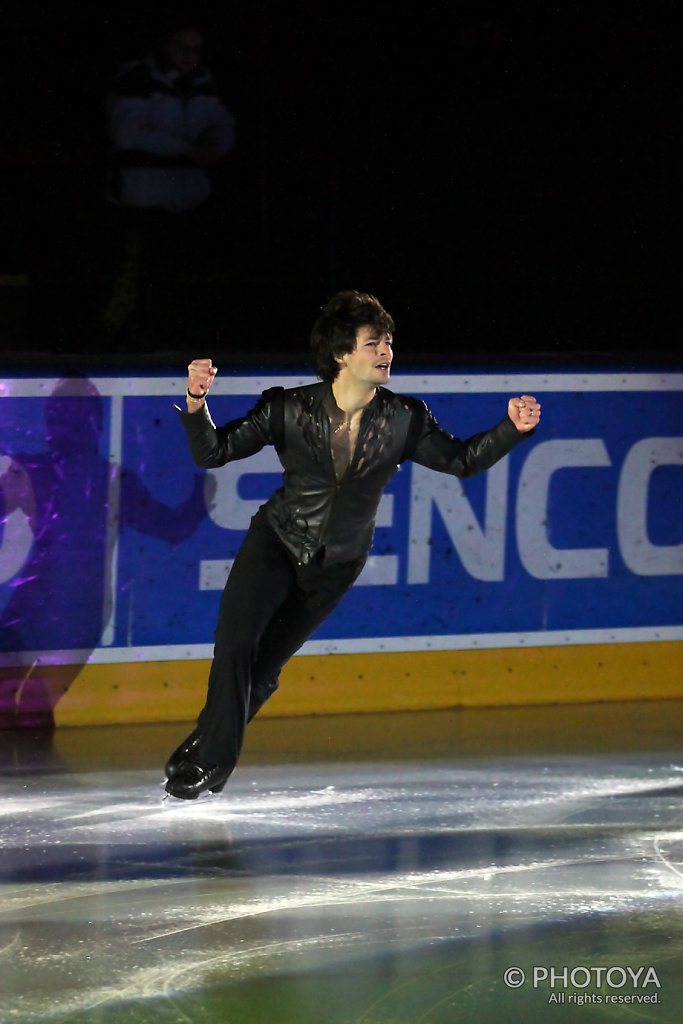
[161,789,221,806]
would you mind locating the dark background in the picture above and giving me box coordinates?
[1,1,681,370]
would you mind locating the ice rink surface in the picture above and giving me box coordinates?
[1,702,682,1023]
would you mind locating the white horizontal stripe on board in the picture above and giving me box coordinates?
[1,625,680,667]
[2,373,683,399]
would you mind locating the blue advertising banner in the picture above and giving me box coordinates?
[1,372,681,672]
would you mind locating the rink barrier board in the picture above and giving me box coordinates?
[2,371,681,728]
[51,640,682,727]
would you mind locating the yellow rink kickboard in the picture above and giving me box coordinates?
[51,640,683,727]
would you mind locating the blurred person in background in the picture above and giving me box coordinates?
[102,17,236,347]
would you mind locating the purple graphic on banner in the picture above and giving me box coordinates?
[0,378,207,726]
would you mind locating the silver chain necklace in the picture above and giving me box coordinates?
[334,415,351,433]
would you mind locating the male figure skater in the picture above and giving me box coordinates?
[165,291,541,798]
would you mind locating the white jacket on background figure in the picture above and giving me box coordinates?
[107,56,236,212]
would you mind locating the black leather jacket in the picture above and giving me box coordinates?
[179,381,530,565]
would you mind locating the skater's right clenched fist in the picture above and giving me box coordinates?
[186,358,218,411]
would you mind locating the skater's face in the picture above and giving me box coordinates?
[336,325,393,388]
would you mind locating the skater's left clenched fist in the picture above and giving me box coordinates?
[186,358,218,411]
[508,394,541,432]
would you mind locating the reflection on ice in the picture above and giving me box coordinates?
[1,755,682,1021]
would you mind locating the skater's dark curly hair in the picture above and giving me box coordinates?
[310,290,394,382]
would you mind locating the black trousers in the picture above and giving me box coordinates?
[196,511,365,769]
